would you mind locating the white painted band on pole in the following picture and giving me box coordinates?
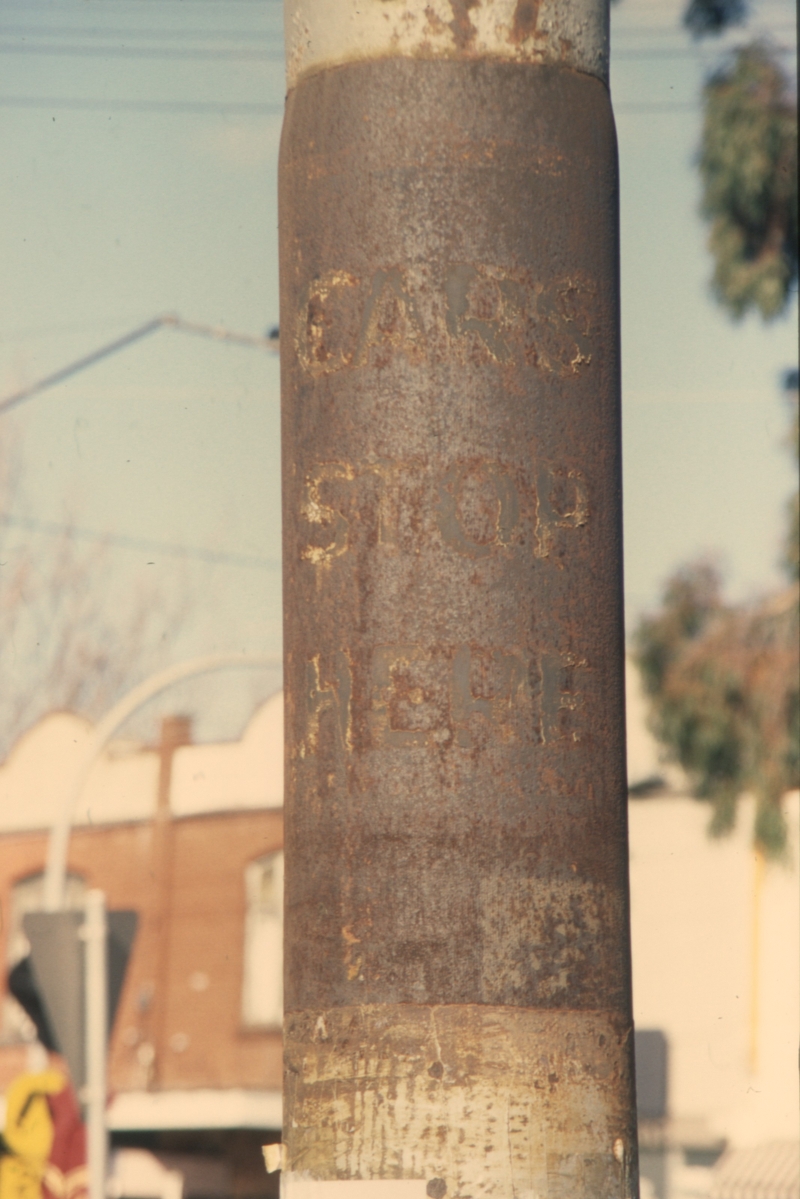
[284,0,609,91]
[282,1179,429,1199]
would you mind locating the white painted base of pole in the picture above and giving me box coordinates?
[283,1182,427,1199]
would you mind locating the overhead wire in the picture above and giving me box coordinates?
[0,5,790,571]
[614,102,698,112]
[0,23,281,40]
[0,514,280,571]
[0,39,791,60]
[0,96,283,113]
[1,315,159,341]
[0,315,279,416]
[0,43,284,60]
[0,95,711,115]
[0,0,278,6]
[612,42,794,56]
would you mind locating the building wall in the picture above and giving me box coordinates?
[1,691,796,1158]
[0,810,283,1096]
[629,791,800,1150]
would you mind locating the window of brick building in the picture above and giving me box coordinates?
[3,871,86,1042]
[241,853,283,1028]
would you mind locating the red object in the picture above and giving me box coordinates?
[43,1085,87,1199]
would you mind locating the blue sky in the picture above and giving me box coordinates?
[0,0,796,742]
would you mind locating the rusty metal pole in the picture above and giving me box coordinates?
[279,1,638,1195]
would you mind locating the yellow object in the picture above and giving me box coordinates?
[0,1072,66,1199]
[262,1144,285,1174]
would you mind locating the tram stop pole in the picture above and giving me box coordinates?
[279,1,639,1196]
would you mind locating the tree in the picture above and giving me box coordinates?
[631,1,799,855]
[683,0,748,38]
[634,373,800,857]
[699,44,798,320]
[631,0,799,319]
[634,564,799,857]
[0,435,189,761]
[782,369,799,582]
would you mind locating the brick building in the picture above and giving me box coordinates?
[0,669,797,1199]
[0,695,285,1199]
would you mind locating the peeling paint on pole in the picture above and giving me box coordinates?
[279,2,637,1194]
[284,0,609,91]
[284,1007,635,1194]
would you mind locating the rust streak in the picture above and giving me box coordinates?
[447,0,479,50]
[509,0,543,45]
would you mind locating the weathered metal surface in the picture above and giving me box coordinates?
[284,1005,636,1194]
[280,51,636,1197]
[284,0,609,91]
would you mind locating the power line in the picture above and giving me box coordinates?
[614,101,699,112]
[0,96,282,113]
[0,314,279,416]
[0,24,281,40]
[1,315,160,342]
[161,314,280,352]
[0,40,792,61]
[0,42,283,59]
[0,94,708,116]
[0,514,280,571]
[2,23,792,42]
[612,42,794,58]
[612,22,798,35]
[1,0,278,6]
[0,317,163,415]
[0,94,715,119]
[1,16,792,42]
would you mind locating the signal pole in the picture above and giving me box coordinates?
[82,890,108,1199]
[279,2,638,1196]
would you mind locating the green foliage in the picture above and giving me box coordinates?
[782,370,799,582]
[630,5,800,858]
[684,0,748,38]
[635,562,722,697]
[785,491,800,581]
[634,567,800,857]
[699,44,798,320]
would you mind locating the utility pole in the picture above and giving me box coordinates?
[279,1,638,1196]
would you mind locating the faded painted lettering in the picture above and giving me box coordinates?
[301,646,588,752]
[369,645,451,749]
[295,270,360,377]
[352,268,426,369]
[302,651,352,756]
[294,264,595,377]
[299,463,354,565]
[539,651,587,743]
[533,465,588,559]
[444,264,525,363]
[435,461,519,558]
[451,646,531,748]
[299,458,586,566]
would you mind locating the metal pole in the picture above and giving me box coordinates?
[82,890,108,1199]
[280,1,638,1196]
